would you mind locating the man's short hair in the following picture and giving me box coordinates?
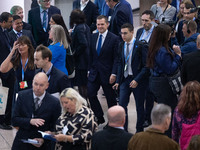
[36,45,52,61]
[185,3,194,9]
[10,5,22,15]
[183,20,197,33]
[151,104,171,125]
[97,15,108,23]
[121,23,134,32]
[0,12,12,23]
[13,15,21,21]
[142,10,155,20]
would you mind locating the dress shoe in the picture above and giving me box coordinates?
[143,120,151,128]
[0,123,12,130]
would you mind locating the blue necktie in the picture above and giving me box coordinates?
[43,10,47,32]
[97,34,102,55]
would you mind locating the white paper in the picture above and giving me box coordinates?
[62,126,68,135]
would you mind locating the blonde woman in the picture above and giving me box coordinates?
[48,24,69,75]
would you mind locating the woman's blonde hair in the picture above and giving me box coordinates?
[60,88,87,114]
[50,24,69,49]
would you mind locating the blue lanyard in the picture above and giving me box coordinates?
[21,58,28,81]
[139,27,154,42]
[124,39,135,64]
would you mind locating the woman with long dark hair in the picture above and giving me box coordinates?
[147,23,181,137]
[69,9,91,99]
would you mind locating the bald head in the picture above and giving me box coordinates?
[32,72,49,96]
[107,105,125,127]
[197,35,200,49]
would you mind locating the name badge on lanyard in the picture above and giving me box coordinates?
[19,58,28,89]
[123,39,135,72]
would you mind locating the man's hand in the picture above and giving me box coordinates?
[112,83,119,90]
[109,75,116,84]
[130,80,138,88]
[32,138,44,148]
[30,118,45,127]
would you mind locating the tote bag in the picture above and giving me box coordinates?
[0,79,8,115]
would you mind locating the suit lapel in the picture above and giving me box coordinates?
[99,32,110,56]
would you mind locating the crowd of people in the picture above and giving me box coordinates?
[0,0,200,149]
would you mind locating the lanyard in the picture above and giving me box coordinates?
[139,26,154,42]
[124,39,135,64]
[21,58,28,81]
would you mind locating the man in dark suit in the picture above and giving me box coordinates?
[135,10,155,128]
[106,0,133,37]
[10,5,32,31]
[87,15,118,124]
[73,0,99,32]
[34,45,71,96]
[28,0,61,46]
[181,34,200,85]
[113,23,149,132]
[9,15,36,48]
[12,72,61,150]
[0,12,15,130]
[91,105,133,150]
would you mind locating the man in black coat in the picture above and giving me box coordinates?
[34,45,71,95]
[0,12,15,130]
[91,105,133,150]
[181,34,200,85]
[9,15,36,48]
[12,72,61,150]
[28,0,61,46]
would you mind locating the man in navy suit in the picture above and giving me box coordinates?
[135,10,155,128]
[12,72,61,150]
[34,45,71,95]
[87,15,119,124]
[106,0,133,37]
[0,12,15,130]
[113,23,149,132]
[91,105,133,150]
[73,0,99,32]
[9,15,36,48]
[28,0,61,46]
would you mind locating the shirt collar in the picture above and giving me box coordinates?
[80,0,89,7]
[40,7,49,13]
[33,91,46,101]
[126,36,135,45]
[99,29,108,38]
[42,63,53,75]
[13,29,22,34]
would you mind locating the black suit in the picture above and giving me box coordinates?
[73,0,99,32]
[181,50,200,85]
[0,27,15,125]
[35,66,71,94]
[91,126,133,150]
[9,29,37,48]
[23,21,32,31]
[12,89,61,150]
[87,31,119,119]
[28,6,61,46]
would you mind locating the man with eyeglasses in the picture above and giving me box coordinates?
[113,23,149,132]
[28,0,61,46]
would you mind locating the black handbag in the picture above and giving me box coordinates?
[66,45,75,78]
[167,69,183,94]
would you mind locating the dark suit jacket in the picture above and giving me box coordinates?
[71,23,91,70]
[181,50,200,85]
[73,0,99,32]
[116,40,149,85]
[35,66,71,94]
[91,126,133,150]
[28,6,61,46]
[88,31,119,84]
[109,2,133,37]
[12,89,61,150]
[23,21,32,31]
[8,29,37,48]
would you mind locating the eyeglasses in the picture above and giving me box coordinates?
[120,32,128,35]
[41,0,51,3]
